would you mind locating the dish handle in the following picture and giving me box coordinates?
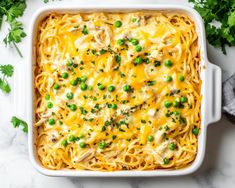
[204,62,222,125]
[14,63,26,119]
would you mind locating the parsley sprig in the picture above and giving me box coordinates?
[0,64,13,93]
[11,116,28,133]
[189,0,235,54]
[0,0,26,57]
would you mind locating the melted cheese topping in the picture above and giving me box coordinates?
[34,12,201,171]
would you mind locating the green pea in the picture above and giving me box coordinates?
[53,83,60,90]
[117,39,125,45]
[48,118,55,125]
[135,45,142,52]
[66,59,73,67]
[88,85,93,91]
[80,76,87,82]
[45,95,50,100]
[80,83,87,91]
[108,85,115,92]
[180,96,187,103]
[47,102,53,109]
[163,157,170,164]
[114,20,122,28]
[66,92,73,100]
[169,143,176,150]
[178,75,185,81]
[70,79,78,86]
[70,104,77,111]
[131,38,139,46]
[132,18,137,23]
[164,101,172,108]
[79,141,86,148]
[147,135,154,142]
[165,76,173,82]
[61,72,68,79]
[79,133,85,138]
[164,60,173,67]
[173,101,179,107]
[61,140,68,147]
[123,85,131,92]
[73,63,78,68]
[98,83,105,90]
[174,111,180,116]
[68,135,77,142]
[192,127,199,136]
[135,56,143,64]
[111,104,117,109]
[99,141,106,149]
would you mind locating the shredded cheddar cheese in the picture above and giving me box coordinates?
[34,11,201,171]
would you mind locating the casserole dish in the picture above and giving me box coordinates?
[24,4,221,176]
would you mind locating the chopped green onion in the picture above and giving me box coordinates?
[99,49,107,55]
[82,25,88,35]
[115,55,121,63]
[154,61,161,67]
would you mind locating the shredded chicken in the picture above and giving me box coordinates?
[75,149,95,163]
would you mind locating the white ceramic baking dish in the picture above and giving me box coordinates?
[24,4,222,177]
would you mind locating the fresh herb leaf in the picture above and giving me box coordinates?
[0,64,14,77]
[0,0,26,57]
[11,116,28,133]
[189,0,235,54]
[0,78,11,93]
[0,64,13,93]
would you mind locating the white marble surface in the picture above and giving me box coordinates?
[0,0,235,187]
